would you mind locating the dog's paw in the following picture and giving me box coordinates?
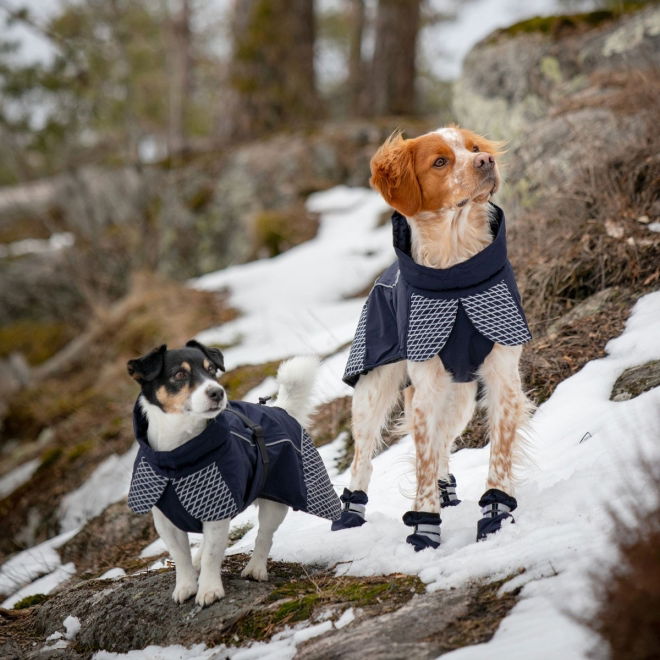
[195,582,225,607]
[172,580,197,604]
[241,558,269,582]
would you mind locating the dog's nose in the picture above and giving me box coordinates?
[474,153,495,170]
[206,385,225,403]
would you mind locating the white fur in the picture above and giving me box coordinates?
[274,355,321,428]
[141,355,319,606]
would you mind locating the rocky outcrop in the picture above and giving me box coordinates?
[611,360,660,401]
[454,6,660,210]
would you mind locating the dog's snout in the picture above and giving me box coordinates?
[474,153,495,170]
[206,385,225,403]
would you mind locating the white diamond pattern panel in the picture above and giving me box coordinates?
[128,458,169,514]
[343,301,369,379]
[173,463,238,521]
[406,295,458,361]
[301,431,341,520]
[461,281,531,346]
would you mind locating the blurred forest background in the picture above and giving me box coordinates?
[0,0,659,655]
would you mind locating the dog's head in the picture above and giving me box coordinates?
[370,126,505,217]
[127,340,226,418]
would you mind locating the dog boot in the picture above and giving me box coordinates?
[331,488,368,530]
[438,473,461,508]
[476,488,517,541]
[403,511,441,551]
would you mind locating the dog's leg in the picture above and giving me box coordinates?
[332,361,406,530]
[405,359,477,548]
[437,381,477,508]
[408,358,452,513]
[152,508,197,603]
[241,499,288,582]
[196,518,231,606]
[350,361,407,491]
[477,344,531,540]
[192,537,204,572]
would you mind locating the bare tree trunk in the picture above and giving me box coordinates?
[168,0,192,158]
[368,0,421,116]
[221,0,319,142]
[347,0,365,116]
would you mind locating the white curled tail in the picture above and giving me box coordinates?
[275,356,320,427]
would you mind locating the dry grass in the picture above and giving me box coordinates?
[582,460,660,659]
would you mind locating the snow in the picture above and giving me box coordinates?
[0,232,74,258]
[0,528,77,601]
[0,458,40,499]
[58,445,137,532]
[334,607,356,629]
[98,568,127,581]
[2,562,75,609]
[193,186,392,370]
[64,615,81,640]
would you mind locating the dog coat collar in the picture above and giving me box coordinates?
[127,400,341,533]
[343,204,531,385]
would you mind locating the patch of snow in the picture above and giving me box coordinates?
[193,187,391,368]
[2,562,75,608]
[46,631,63,641]
[97,568,126,581]
[647,221,660,232]
[243,376,278,404]
[0,232,74,258]
[0,458,40,499]
[0,528,78,599]
[334,607,355,629]
[58,445,137,532]
[93,644,217,660]
[140,538,167,559]
[64,615,81,640]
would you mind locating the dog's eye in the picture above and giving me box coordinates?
[433,157,448,168]
[172,370,188,381]
[207,366,217,376]
[472,145,480,153]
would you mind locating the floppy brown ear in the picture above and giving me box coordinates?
[127,344,167,383]
[370,132,422,217]
[186,339,225,372]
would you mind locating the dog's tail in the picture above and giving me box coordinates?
[275,356,320,428]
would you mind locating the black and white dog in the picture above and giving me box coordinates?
[127,341,340,607]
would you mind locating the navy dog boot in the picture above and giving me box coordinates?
[476,488,517,541]
[403,511,441,551]
[331,488,368,530]
[439,473,461,508]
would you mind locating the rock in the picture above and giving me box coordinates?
[546,287,625,338]
[58,500,158,578]
[32,569,273,655]
[611,360,660,402]
[297,587,471,659]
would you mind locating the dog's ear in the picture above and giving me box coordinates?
[370,132,422,217]
[185,339,225,372]
[127,344,167,383]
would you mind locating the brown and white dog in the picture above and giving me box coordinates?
[337,126,532,548]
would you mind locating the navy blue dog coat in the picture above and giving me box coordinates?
[343,204,531,385]
[128,400,341,533]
